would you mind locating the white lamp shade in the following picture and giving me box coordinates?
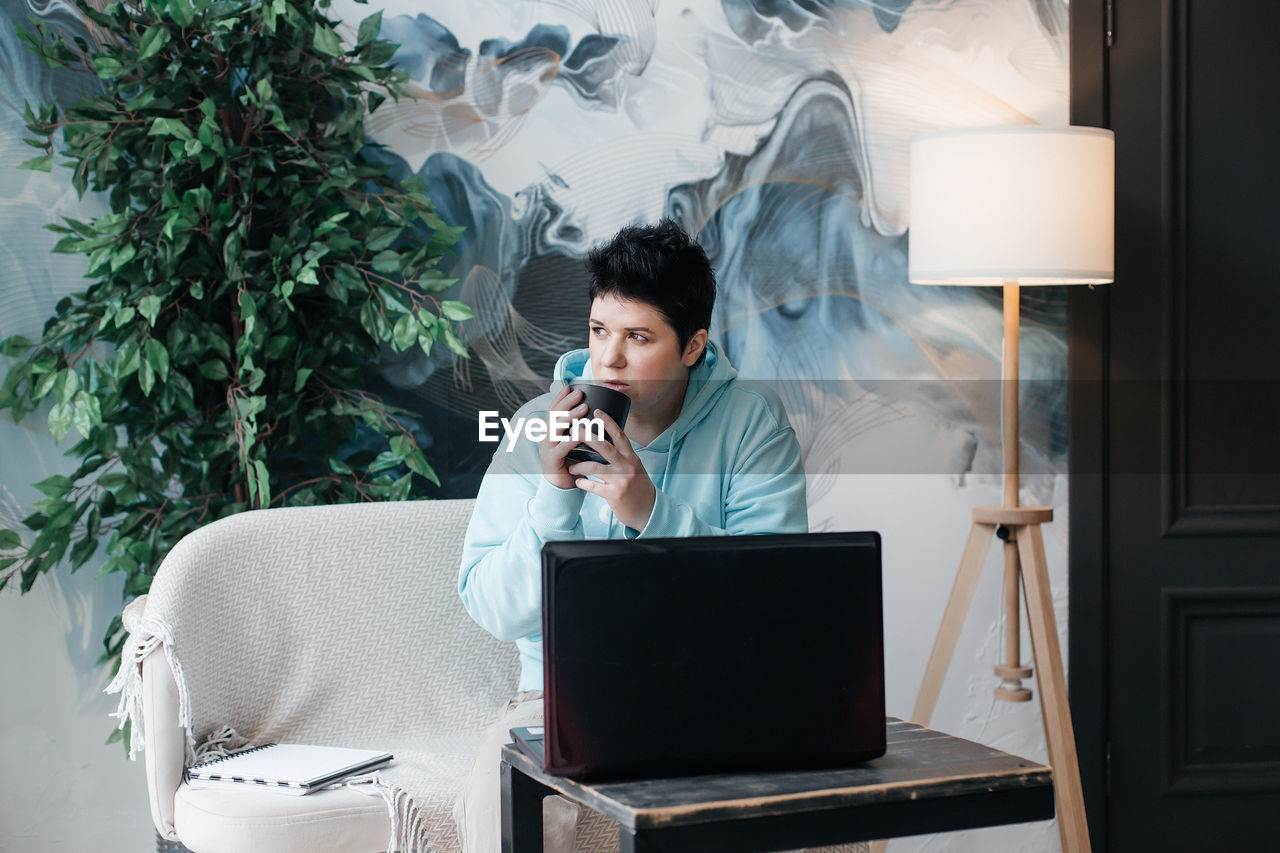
[908,126,1115,285]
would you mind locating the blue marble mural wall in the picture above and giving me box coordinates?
[339,0,1071,511]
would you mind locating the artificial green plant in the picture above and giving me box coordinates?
[0,0,471,716]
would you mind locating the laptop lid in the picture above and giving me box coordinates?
[541,532,885,779]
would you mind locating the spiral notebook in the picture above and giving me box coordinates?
[185,743,394,795]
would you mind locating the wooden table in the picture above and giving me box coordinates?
[500,718,1054,852]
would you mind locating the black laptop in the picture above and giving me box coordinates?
[516,532,886,779]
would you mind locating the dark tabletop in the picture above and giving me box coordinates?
[501,717,1053,832]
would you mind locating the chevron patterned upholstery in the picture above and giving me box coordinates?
[121,498,863,853]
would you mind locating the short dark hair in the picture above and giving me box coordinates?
[586,218,716,367]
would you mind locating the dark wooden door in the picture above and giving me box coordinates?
[1070,0,1280,849]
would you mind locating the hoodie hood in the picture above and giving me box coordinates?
[550,339,738,451]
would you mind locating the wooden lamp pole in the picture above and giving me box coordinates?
[904,282,1091,852]
[880,125,1113,853]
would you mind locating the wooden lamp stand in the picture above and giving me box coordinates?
[895,283,1091,853]
[896,125,1113,852]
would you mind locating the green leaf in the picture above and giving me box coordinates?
[48,401,74,443]
[138,294,162,326]
[126,573,151,597]
[293,367,312,391]
[34,474,74,499]
[167,0,194,27]
[363,41,396,65]
[52,368,78,404]
[71,391,101,437]
[34,368,60,400]
[125,88,156,111]
[391,314,417,351]
[116,342,141,378]
[198,359,228,380]
[0,529,21,550]
[95,554,130,578]
[264,335,290,360]
[148,117,192,141]
[441,325,469,358]
[417,323,437,354]
[110,242,137,272]
[357,10,382,47]
[139,359,156,397]
[440,300,475,321]
[389,434,413,457]
[144,338,170,378]
[18,153,53,172]
[405,450,439,485]
[93,55,125,79]
[370,250,400,273]
[359,301,390,341]
[0,335,33,357]
[252,459,271,507]
[313,24,342,57]
[137,25,169,61]
[70,533,98,570]
[388,471,412,502]
[368,450,402,473]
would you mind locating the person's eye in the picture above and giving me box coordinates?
[629,333,647,342]
[591,326,606,337]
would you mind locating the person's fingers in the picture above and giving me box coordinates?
[548,436,579,459]
[550,401,589,442]
[567,461,606,478]
[574,476,598,494]
[581,435,622,464]
[583,409,631,461]
[549,385,582,413]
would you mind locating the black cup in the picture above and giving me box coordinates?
[563,381,631,464]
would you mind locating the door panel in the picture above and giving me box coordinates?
[1073,0,1280,849]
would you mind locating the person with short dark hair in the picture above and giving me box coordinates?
[452,219,807,852]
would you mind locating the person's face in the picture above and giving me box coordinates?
[587,293,705,428]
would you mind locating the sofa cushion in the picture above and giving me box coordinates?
[173,782,391,853]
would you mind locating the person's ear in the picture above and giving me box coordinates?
[683,330,708,367]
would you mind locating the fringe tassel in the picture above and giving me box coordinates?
[103,613,197,763]
[105,629,162,760]
[191,725,250,764]
[348,774,433,853]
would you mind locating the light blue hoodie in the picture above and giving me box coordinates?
[457,339,807,692]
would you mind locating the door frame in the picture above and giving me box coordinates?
[1068,0,1110,850]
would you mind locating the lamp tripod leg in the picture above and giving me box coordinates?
[1017,522,1092,853]
[910,521,996,726]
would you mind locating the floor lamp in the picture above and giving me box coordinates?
[898,126,1114,853]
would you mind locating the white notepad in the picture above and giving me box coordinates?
[185,743,394,795]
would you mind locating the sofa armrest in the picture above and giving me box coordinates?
[142,644,186,841]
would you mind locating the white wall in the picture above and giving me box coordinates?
[1,424,154,852]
